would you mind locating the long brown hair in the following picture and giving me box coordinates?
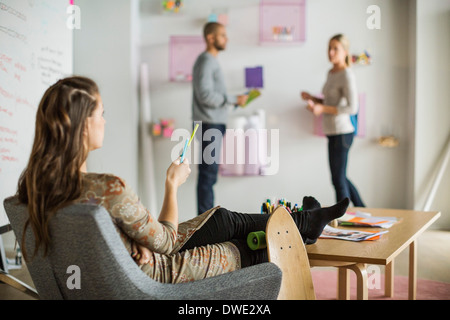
[17,76,100,261]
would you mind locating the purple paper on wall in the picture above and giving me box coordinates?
[245,66,264,88]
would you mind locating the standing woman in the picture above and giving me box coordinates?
[301,34,365,207]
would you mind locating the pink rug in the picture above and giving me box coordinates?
[311,270,450,300]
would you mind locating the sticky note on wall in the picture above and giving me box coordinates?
[245,66,264,89]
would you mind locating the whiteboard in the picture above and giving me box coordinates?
[0,0,73,229]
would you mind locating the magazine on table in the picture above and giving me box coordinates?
[337,211,399,228]
[320,225,389,242]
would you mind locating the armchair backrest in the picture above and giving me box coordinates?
[3,196,166,299]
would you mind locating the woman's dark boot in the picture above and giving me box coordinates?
[291,198,349,244]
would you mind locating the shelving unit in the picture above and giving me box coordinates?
[259,0,306,46]
[169,35,204,82]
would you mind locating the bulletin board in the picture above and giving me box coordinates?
[169,35,204,82]
[0,0,73,231]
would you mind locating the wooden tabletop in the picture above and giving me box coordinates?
[306,207,441,265]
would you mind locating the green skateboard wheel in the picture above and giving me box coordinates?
[247,231,267,250]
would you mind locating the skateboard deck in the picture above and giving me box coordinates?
[265,206,316,300]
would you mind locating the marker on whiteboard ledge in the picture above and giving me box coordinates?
[180,124,199,163]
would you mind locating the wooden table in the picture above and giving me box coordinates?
[306,208,441,300]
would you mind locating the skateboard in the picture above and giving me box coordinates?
[247,206,316,300]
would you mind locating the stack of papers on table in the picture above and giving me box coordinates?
[337,211,398,228]
[320,225,389,242]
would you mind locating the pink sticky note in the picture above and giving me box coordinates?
[163,127,174,138]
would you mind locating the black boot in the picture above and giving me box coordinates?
[291,198,349,245]
[302,196,321,210]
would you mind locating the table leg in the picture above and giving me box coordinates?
[347,263,368,300]
[337,264,368,300]
[409,240,417,300]
[337,267,350,300]
[385,260,394,297]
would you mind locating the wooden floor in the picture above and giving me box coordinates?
[1,230,449,300]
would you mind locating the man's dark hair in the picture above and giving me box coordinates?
[203,22,223,40]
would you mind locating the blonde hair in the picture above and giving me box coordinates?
[330,34,351,66]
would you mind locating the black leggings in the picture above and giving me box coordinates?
[180,208,273,267]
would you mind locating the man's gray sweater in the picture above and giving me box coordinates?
[192,52,236,124]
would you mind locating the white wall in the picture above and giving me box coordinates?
[139,0,415,222]
[413,0,450,229]
[0,0,73,253]
[73,0,141,192]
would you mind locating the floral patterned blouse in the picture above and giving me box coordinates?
[77,173,241,283]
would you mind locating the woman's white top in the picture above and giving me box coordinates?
[322,68,359,136]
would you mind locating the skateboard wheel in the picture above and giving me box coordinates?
[247,231,267,250]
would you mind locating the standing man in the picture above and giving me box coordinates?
[192,22,248,215]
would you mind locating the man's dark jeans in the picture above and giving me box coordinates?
[197,122,226,215]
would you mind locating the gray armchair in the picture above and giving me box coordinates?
[3,196,282,300]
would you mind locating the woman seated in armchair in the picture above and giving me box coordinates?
[17,76,349,284]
